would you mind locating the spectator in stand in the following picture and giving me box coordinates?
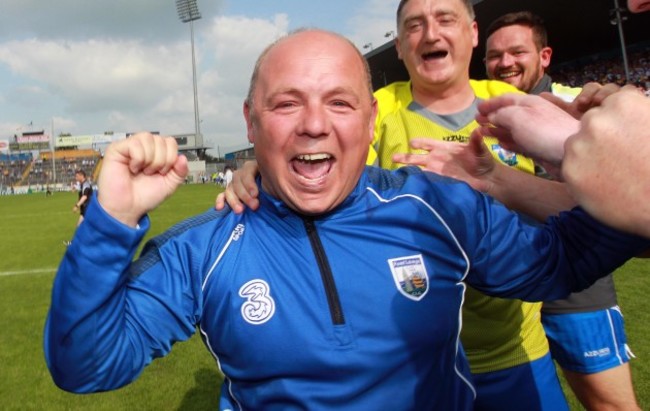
[482,12,640,411]
[551,48,650,92]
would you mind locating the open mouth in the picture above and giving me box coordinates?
[422,50,448,61]
[291,153,333,181]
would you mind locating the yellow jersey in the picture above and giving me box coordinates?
[368,79,548,373]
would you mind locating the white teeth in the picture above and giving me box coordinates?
[499,72,519,79]
[297,153,331,161]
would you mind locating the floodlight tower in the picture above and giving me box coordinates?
[176,0,202,146]
[610,0,631,83]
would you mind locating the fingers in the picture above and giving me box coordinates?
[468,129,489,156]
[139,134,178,176]
[215,192,227,211]
[223,182,255,214]
[477,125,518,152]
[477,94,533,134]
[97,132,185,227]
[109,132,180,177]
[539,92,573,116]
[572,82,620,115]
[476,93,524,118]
[227,161,260,212]
[620,84,645,95]
[216,160,261,213]
[392,138,448,168]
[391,153,428,168]
[240,161,260,200]
[229,171,260,212]
[223,183,244,213]
[409,137,447,151]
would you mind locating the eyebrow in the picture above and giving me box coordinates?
[264,86,362,104]
[401,8,459,25]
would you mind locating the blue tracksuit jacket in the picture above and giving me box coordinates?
[44,166,648,410]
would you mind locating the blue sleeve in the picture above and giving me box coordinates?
[464,195,650,301]
[44,199,201,393]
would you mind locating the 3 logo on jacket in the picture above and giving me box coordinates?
[387,254,429,301]
[239,279,276,324]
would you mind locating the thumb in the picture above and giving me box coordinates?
[169,154,189,187]
[469,130,487,154]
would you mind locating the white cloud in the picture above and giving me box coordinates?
[0,0,395,154]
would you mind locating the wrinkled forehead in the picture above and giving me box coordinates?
[398,0,473,24]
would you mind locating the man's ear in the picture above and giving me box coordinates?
[471,21,479,48]
[395,37,403,60]
[243,101,255,144]
[368,98,378,144]
[540,47,553,70]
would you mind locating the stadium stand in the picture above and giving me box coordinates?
[19,149,102,189]
[551,48,650,92]
[0,153,32,191]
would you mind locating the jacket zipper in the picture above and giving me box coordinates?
[303,217,345,325]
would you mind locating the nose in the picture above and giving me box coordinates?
[422,19,441,42]
[498,53,515,67]
[296,102,331,138]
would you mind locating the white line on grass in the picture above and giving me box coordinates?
[0,268,57,277]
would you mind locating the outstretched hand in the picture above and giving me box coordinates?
[562,87,650,237]
[98,132,188,227]
[475,93,580,166]
[391,133,496,194]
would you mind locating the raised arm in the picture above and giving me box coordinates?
[44,133,194,393]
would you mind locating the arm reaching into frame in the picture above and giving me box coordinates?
[392,131,576,221]
[475,84,629,169]
[563,87,650,238]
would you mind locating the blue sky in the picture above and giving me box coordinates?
[0,0,397,154]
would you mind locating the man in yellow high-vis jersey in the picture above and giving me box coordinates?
[370,1,567,410]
